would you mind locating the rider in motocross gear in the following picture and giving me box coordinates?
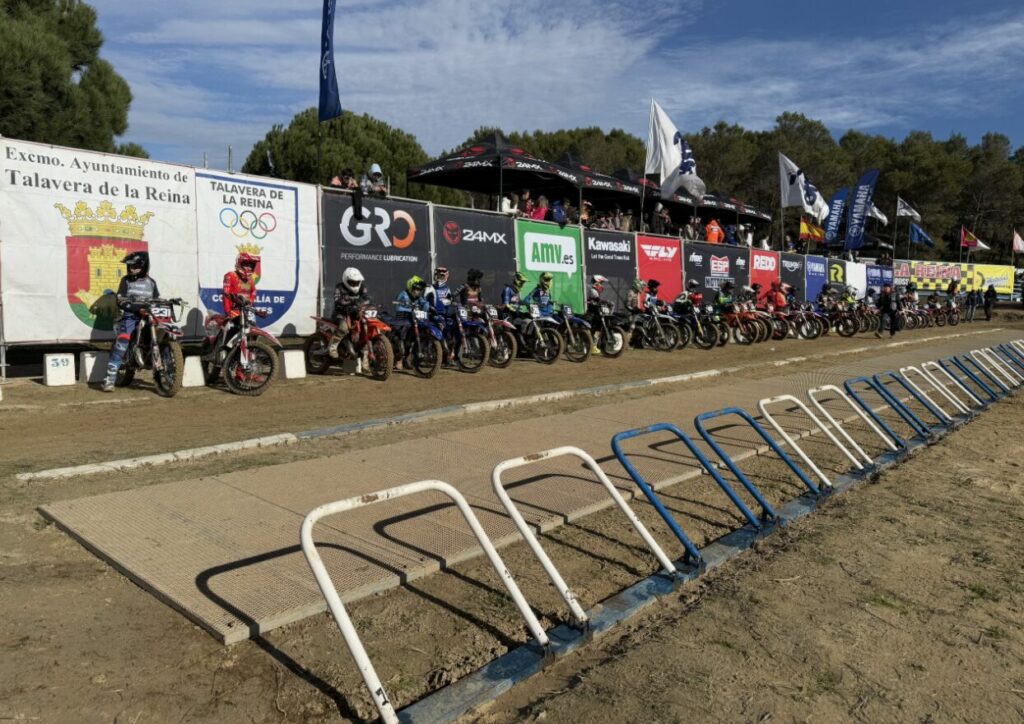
[626,278,645,313]
[101,251,160,392]
[525,272,556,316]
[642,279,664,313]
[328,267,370,359]
[767,279,788,310]
[425,266,453,316]
[455,268,484,306]
[715,281,736,312]
[501,271,527,314]
[392,276,431,369]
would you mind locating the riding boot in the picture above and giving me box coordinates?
[327,335,341,359]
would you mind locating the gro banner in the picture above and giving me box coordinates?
[515,219,584,311]
[583,229,637,310]
[847,262,867,298]
[965,263,1014,295]
[779,253,806,300]
[749,249,780,294]
[196,171,319,336]
[0,138,201,342]
[805,255,828,301]
[636,235,683,301]
[433,207,515,305]
[683,242,749,300]
[321,192,431,315]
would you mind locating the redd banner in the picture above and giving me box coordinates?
[636,235,683,301]
[749,249,780,293]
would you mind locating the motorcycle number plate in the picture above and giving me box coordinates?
[414,309,428,320]
[364,309,378,319]
[458,308,468,320]
[150,306,171,317]
[529,304,540,319]
[563,305,573,317]
[486,306,498,319]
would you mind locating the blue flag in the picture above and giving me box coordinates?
[909,222,934,248]
[823,187,848,245]
[843,169,880,250]
[318,0,342,122]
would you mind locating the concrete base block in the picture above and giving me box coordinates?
[44,353,76,386]
[79,351,110,384]
[280,349,306,380]
[182,356,206,388]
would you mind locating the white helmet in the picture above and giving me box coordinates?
[590,274,608,285]
[341,267,364,294]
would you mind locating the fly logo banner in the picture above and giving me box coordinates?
[523,231,576,273]
[710,255,729,275]
[640,243,678,261]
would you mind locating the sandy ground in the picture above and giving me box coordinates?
[1,325,1021,722]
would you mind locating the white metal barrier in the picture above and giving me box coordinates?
[491,446,676,628]
[921,360,983,409]
[757,395,862,488]
[807,385,895,462]
[300,480,549,724]
[977,348,1021,388]
[969,349,1011,391]
[898,366,954,423]
[918,362,973,414]
[986,346,1024,384]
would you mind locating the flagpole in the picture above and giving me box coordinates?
[640,98,651,235]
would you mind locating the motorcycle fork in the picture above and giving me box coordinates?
[149,323,164,371]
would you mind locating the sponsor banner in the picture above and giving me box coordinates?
[583,229,637,310]
[515,219,584,311]
[0,138,200,342]
[902,260,963,293]
[434,207,515,304]
[683,241,749,300]
[893,259,911,287]
[847,262,867,298]
[866,264,884,293]
[196,172,319,336]
[965,263,1014,295]
[805,255,828,301]
[779,253,806,300]
[844,168,880,250]
[749,249,780,292]
[636,235,683,301]
[321,192,430,313]
[828,259,847,286]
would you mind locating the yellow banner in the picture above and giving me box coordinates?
[964,263,1014,295]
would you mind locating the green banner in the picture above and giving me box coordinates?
[515,219,584,311]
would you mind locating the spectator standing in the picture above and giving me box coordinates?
[530,195,550,221]
[983,284,997,320]
[519,190,534,216]
[964,288,977,321]
[500,192,519,215]
[648,204,666,235]
[361,163,388,197]
[874,284,901,338]
[621,208,635,232]
[705,218,724,243]
[682,217,700,240]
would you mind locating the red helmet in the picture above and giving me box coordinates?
[770,278,782,290]
[236,252,259,279]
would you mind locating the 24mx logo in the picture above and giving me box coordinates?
[640,243,677,261]
[340,205,417,249]
[442,220,507,245]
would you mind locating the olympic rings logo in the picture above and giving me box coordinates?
[219,208,277,239]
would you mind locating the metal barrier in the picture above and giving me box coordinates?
[757,395,864,487]
[300,480,549,724]
[842,377,912,448]
[940,357,999,402]
[916,363,974,415]
[807,385,893,462]
[972,349,1019,389]
[983,347,1024,385]
[872,372,946,430]
[611,423,768,566]
[996,344,1024,375]
[693,407,822,497]
[896,367,954,424]
[492,446,677,628]
[962,353,1011,395]
[855,375,931,439]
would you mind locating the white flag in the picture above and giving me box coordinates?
[975,237,991,251]
[778,152,829,222]
[869,203,888,226]
[1013,229,1024,253]
[896,196,921,221]
[647,99,706,200]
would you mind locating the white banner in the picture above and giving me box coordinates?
[846,261,867,298]
[0,139,200,342]
[195,172,319,336]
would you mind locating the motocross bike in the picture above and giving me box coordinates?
[113,297,186,398]
[442,304,491,372]
[469,304,517,368]
[201,301,281,396]
[671,294,718,350]
[588,301,629,358]
[628,305,680,351]
[389,308,445,378]
[506,304,564,364]
[552,303,594,363]
[303,306,394,381]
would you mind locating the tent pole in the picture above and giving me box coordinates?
[498,161,503,213]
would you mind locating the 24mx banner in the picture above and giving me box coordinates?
[433,207,515,304]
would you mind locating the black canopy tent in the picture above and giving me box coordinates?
[556,154,644,205]
[406,132,579,204]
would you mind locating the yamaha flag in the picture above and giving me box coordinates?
[896,197,921,221]
[318,0,342,122]
[843,169,880,251]
[778,153,829,222]
[646,99,706,200]
[823,187,848,245]
[909,223,934,248]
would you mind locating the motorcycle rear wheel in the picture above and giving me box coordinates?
[489,330,517,368]
[154,340,184,398]
[835,316,858,337]
[303,335,332,375]
[947,310,960,326]
[223,340,278,396]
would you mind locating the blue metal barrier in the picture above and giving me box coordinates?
[842,377,909,448]
[611,423,766,566]
[995,344,1024,374]
[940,357,998,402]
[873,371,948,428]
[959,354,1010,395]
[693,407,822,498]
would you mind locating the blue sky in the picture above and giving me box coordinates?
[91,0,1024,170]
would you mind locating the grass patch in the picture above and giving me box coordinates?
[970,549,993,565]
[866,593,908,614]
[982,626,1007,640]
[967,583,1001,602]
[814,670,842,694]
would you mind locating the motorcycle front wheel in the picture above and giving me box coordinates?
[715,321,730,346]
[154,340,184,398]
[563,327,593,363]
[732,320,756,345]
[456,331,490,372]
[675,322,692,349]
[692,322,717,350]
[367,336,394,381]
[533,328,564,364]
[411,338,443,378]
[222,339,278,396]
[599,326,627,357]
[489,330,517,368]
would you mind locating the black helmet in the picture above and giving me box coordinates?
[467,268,483,284]
[721,281,734,292]
[647,279,661,291]
[687,279,700,289]
[122,251,150,278]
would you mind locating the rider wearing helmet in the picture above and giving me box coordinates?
[223,252,260,319]
[626,278,645,314]
[642,279,664,313]
[455,268,485,306]
[525,272,556,316]
[328,267,371,359]
[425,266,453,316]
[673,278,704,313]
[501,271,528,315]
[767,278,788,310]
[841,285,858,305]
[101,251,160,392]
[715,280,736,312]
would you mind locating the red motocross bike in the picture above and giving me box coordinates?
[303,306,394,380]
[201,301,281,396]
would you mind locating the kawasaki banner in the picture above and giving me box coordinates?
[749,249,780,293]
[321,192,431,313]
[779,253,806,300]
[805,255,828,301]
[515,219,584,311]
[0,138,201,342]
[824,187,848,245]
[434,207,515,304]
[583,229,637,309]
[636,235,683,301]
[683,241,749,300]
[843,169,880,251]
[196,171,319,336]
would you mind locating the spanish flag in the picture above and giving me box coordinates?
[799,216,825,243]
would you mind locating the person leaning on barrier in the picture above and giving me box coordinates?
[360,163,388,197]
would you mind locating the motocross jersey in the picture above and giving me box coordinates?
[501,284,522,309]
[116,275,160,315]
[223,271,256,318]
[425,283,452,315]
[642,291,661,313]
[394,290,430,317]
[333,284,370,320]
[715,292,734,312]
[455,284,483,306]
[525,285,554,316]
